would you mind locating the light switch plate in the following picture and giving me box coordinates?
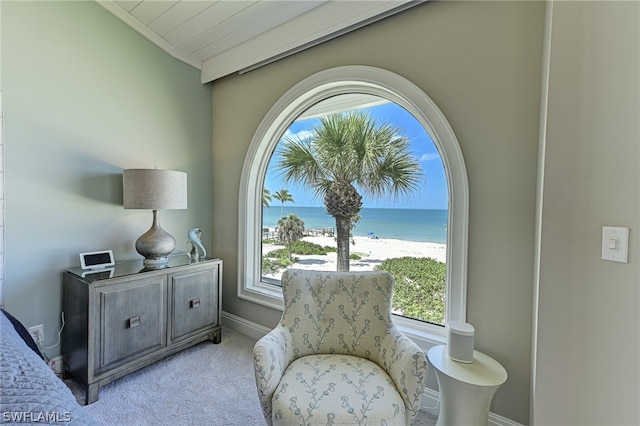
[601,226,629,263]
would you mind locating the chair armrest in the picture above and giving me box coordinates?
[253,325,295,425]
[377,327,429,425]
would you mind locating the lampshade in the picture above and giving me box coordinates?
[123,169,187,210]
[122,169,188,268]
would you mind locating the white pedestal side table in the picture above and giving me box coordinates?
[427,345,507,426]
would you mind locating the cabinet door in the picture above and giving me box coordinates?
[95,276,166,372]
[169,266,218,342]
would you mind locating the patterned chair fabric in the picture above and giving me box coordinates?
[253,269,429,426]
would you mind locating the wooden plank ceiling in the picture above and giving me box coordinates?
[98,0,422,83]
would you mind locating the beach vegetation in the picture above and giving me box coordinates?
[263,248,290,259]
[376,257,445,324]
[276,111,423,271]
[262,257,295,275]
[289,240,336,255]
[273,189,295,218]
[263,240,334,274]
[267,241,335,259]
[262,188,272,208]
[277,214,305,261]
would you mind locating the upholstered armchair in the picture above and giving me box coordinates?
[253,269,428,426]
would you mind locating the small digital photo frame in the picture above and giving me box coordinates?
[79,250,115,270]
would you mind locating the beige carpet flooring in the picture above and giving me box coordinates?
[65,327,437,426]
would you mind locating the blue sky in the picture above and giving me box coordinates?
[264,102,448,210]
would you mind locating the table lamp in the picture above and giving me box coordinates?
[123,169,187,268]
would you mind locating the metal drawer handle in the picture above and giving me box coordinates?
[128,316,141,328]
[190,298,200,309]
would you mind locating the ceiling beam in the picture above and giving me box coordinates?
[201,1,425,83]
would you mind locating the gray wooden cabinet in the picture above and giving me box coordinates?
[62,257,222,404]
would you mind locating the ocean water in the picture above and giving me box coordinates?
[263,206,447,244]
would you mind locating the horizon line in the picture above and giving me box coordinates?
[263,205,448,210]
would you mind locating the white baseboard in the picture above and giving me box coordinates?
[221,310,523,426]
[421,385,441,416]
[221,310,272,341]
[487,412,524,426]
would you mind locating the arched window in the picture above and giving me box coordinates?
[238,66,468,344]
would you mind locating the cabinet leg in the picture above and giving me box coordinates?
[211,329,221,344]
[85,383,99,405]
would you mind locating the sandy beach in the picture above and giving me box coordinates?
[263,235,446,279]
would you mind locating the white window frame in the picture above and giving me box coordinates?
[238,66,468,345]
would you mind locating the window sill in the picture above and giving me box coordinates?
[394,321,447,352]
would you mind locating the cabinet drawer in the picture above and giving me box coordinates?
[95,276,166,371]
[170,267,217,342]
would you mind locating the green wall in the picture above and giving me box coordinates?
[1,2,212,357]
[211,2,544,423]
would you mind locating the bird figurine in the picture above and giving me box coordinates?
[187,228,207,261]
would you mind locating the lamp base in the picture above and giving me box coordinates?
[142,257,170,269]
[135,210,176,269]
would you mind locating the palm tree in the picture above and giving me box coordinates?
[273,189,294,218]
[277,214,305,262]
[277,111,422,271]
[262,188,272,208]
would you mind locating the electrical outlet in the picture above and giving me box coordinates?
[28,324,44,349]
